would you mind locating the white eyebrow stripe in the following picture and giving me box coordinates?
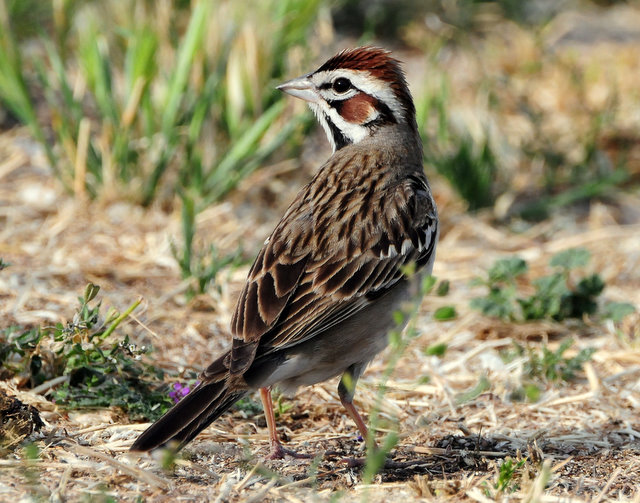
[311,69,406,123]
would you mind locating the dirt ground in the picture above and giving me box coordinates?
[2,11,640,501]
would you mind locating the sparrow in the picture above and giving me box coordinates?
[130,47,438,459]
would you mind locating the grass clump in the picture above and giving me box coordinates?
[471,248,635,323]
[417,77,500,211]
[0,0,322,206]
[0,283,174,421]
[409,13,640,220]
[469,247,632,403]
[495,457,527,493]
[2,0,325,300]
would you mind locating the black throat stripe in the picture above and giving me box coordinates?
[324,114,351,150]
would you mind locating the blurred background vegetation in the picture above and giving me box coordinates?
[1,0,639,257]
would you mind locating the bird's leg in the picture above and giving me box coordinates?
[259,387,310,459]
[340,397,369,440]
[337,365,375,448]
[338,365,391,467]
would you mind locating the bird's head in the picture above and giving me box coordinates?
[278,47,418,152]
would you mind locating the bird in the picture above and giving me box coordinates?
[130,46,438,459]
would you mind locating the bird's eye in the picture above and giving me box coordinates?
[332,77,351,94]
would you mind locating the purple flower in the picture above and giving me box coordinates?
[168,381,195,403]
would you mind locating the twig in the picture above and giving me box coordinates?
[31,375,69,395]
[67,443,169,490]
[593,467,622,503]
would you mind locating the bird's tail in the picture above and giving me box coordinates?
[130,355,246,452]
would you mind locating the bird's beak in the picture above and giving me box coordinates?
[277,75,320,104]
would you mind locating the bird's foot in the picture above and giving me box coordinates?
[341,453,399,468]
[341,456,366,468]
[339,443,388,468]
[266,442,313,460]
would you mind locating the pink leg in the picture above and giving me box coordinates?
[336,367,384,467]
[340,396,370,441]
[339,397,384,467]
[259,387,310,459]
[338,366,377,448]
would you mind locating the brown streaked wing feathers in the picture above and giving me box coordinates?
[229,151,437,360]
[230,192,311,339]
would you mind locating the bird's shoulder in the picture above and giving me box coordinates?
[273,146,434,260]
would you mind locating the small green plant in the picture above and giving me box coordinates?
[305,453,324,490]
[431,136,497,211]
[495,457,527,492]
[233,396,263,416]
[509,339,595,383]
[0,258,9,270]
[470,257,527,320]
[171,193,245,300]
[514,62,631,222]
[1,328,46,386]
[482,456,530,499]
[471,248,635,322]
[0,283,174,420]
[602,302,636,323]
[272,389,293,418]
[160,447,178,473]
[502,338,596,402]
[515,383,542,403]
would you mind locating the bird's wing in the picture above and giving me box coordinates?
[226,153,437,376]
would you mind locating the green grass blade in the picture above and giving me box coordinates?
[203,100,285,195]
[161,0,211,135]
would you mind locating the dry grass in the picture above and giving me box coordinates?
[2,10,640,503]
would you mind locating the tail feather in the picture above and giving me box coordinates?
[130,380,246,452]
[172,388,247,450]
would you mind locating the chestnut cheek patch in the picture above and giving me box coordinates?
[339,94,379,124]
